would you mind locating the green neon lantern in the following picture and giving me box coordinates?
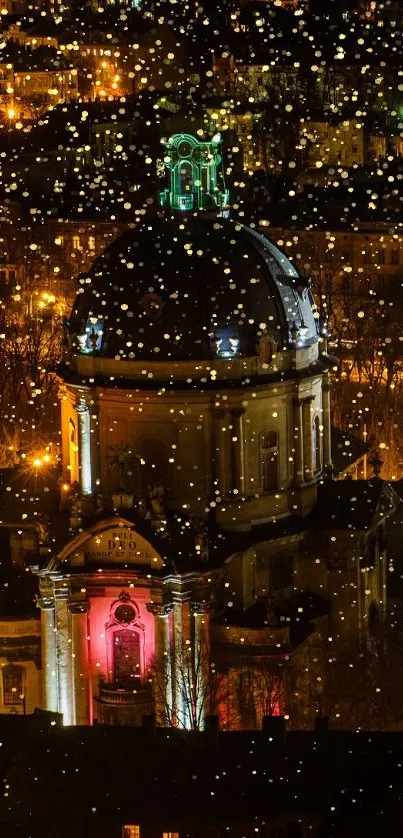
[159,133,230,212]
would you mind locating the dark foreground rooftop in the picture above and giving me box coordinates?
[1,713,403,837]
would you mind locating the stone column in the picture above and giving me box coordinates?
[191,602,210,729]
[38,597,58,712]
[147,603,173,726]
[89,402,101,492]
[172,592,191,729]
[69,602,91,726]
[212,408,228,498]
[292,398,304,486]
[55,592,73,725]
[302,397,314,482]
[322,379,333,473]
[76,399,92,496]
[231,407,246,495]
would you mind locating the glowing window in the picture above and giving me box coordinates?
[2,665,25,706]
[122,828,140,838]
[259,337,274,365]
[210,327,240,358]
[113,630,141,686]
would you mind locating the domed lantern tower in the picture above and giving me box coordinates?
[159,132,230,212]
[37,133,337,729]
[62,131,331,525]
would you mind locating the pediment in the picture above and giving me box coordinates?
[53,518,163,571]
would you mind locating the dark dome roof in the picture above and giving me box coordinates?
[70,214,318,361]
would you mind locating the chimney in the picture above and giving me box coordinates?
[262,715,286,748]
[142,713,157,733]
[204,714,220,749]
[314,715,329,735]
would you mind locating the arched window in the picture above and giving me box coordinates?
[180,161,193,193]
[260,431,279,492]
[259,337,274,365]
[2,664,25,706]
[113,629,141,687]
[106,595,144,687]
[313,415,321,473]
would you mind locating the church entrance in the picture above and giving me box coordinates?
[113,629,140,687]
[97,628,151,724]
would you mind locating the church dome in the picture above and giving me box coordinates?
[70,213,319,362]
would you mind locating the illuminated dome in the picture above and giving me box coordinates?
[69,134,319,362]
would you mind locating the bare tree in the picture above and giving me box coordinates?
[0,304,61,438]
[151,632,229,731]
[231,662,285,730]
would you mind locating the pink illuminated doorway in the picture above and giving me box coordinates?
[113,629,141,687]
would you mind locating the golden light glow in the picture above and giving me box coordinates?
[7,107,15,120]
[31,444,55,472]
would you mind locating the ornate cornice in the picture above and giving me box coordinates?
[76,397,89,414]
[191,601,211,616]
[146,603,173,617]
[37,596,55,611]
[68,601,90,615]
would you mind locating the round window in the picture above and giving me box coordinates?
[115,603,136,624]
[178,139,193,157]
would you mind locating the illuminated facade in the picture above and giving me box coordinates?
[0,134,397,729]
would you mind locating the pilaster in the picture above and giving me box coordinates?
[147,603,173,725]
[172,591,191,728]
[191,601,210,727]
[89,401,101,491]
[302,397,315,482]
[38,596,58,713]
[55,588,73,724]
[212,407,229,497]
[231,407,246,495]
[322,379,333,473]
[69,601,91,725]
[76,398,92,496]
[292,398,304,486]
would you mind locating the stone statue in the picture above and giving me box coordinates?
[68,481,83,529]
[89,328,99,352]
[148,484,165,517]
[194,521,209,563]
[37,515,50,545]
[94,492,104,516]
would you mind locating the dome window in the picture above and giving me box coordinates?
[77,319,104,354]
[259,335,275,365]
[210,327,240,358]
